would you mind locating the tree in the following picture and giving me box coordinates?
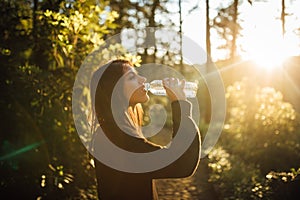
[207,78,300,199]
[205,0,211,60]
[108,0,188,65]
[0,0,123,198]
[231,0,238,59]
[281,0,286,37]
[212,0,242,60]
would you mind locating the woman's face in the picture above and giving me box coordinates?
[123,66,149,106]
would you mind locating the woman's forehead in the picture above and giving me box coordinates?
[123,64,137,74]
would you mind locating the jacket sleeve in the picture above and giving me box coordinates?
[146,100,201,178]
[122,100,201,178]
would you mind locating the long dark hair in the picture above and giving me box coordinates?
[90,59,144,135]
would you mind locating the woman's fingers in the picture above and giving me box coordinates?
[162,77,186,102]
[163,78,181,88]
[180,79,186,90]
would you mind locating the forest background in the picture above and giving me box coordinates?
[1,0,300,199]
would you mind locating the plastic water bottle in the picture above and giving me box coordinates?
[144,80,198,98]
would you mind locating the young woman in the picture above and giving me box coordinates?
[90,59,201,200]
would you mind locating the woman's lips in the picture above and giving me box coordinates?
[142,87,147,92]
[140,85,147,92]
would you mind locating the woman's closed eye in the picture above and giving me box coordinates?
[127,72,138,80]
[129,74,136,80]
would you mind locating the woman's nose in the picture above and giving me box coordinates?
[139,75,146,83]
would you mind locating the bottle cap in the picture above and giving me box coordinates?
[144,83,150,91]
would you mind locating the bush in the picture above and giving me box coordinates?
[207,78,300,199]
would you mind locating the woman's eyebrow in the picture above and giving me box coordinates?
[124,69,138,76]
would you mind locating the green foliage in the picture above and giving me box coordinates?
[267,168,300,182]
[40,1,119,69]
[208,146,271,200]
[225,79,297,136]
[223,78,300,170]
[207,77,300,199]
[0,0,140,198]
[266,167,300,200]
[2,0,299,199]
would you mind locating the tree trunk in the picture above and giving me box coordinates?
[205,0,211,59]
[281,0,286,37]
[205,0,212,123]
[230,0,238,59]
[179,0,183,68]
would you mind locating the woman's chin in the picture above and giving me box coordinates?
[129,94,149,105]
[138,90,150,103]
[139,94,150,104]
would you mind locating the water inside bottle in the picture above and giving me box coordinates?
[144,80,198,98]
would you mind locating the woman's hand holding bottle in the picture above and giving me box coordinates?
[162,78,187,102]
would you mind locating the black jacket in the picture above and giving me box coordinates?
[94,100,201,200]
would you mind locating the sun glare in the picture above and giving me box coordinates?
[239,1,299,71]
[246,37,293,70]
